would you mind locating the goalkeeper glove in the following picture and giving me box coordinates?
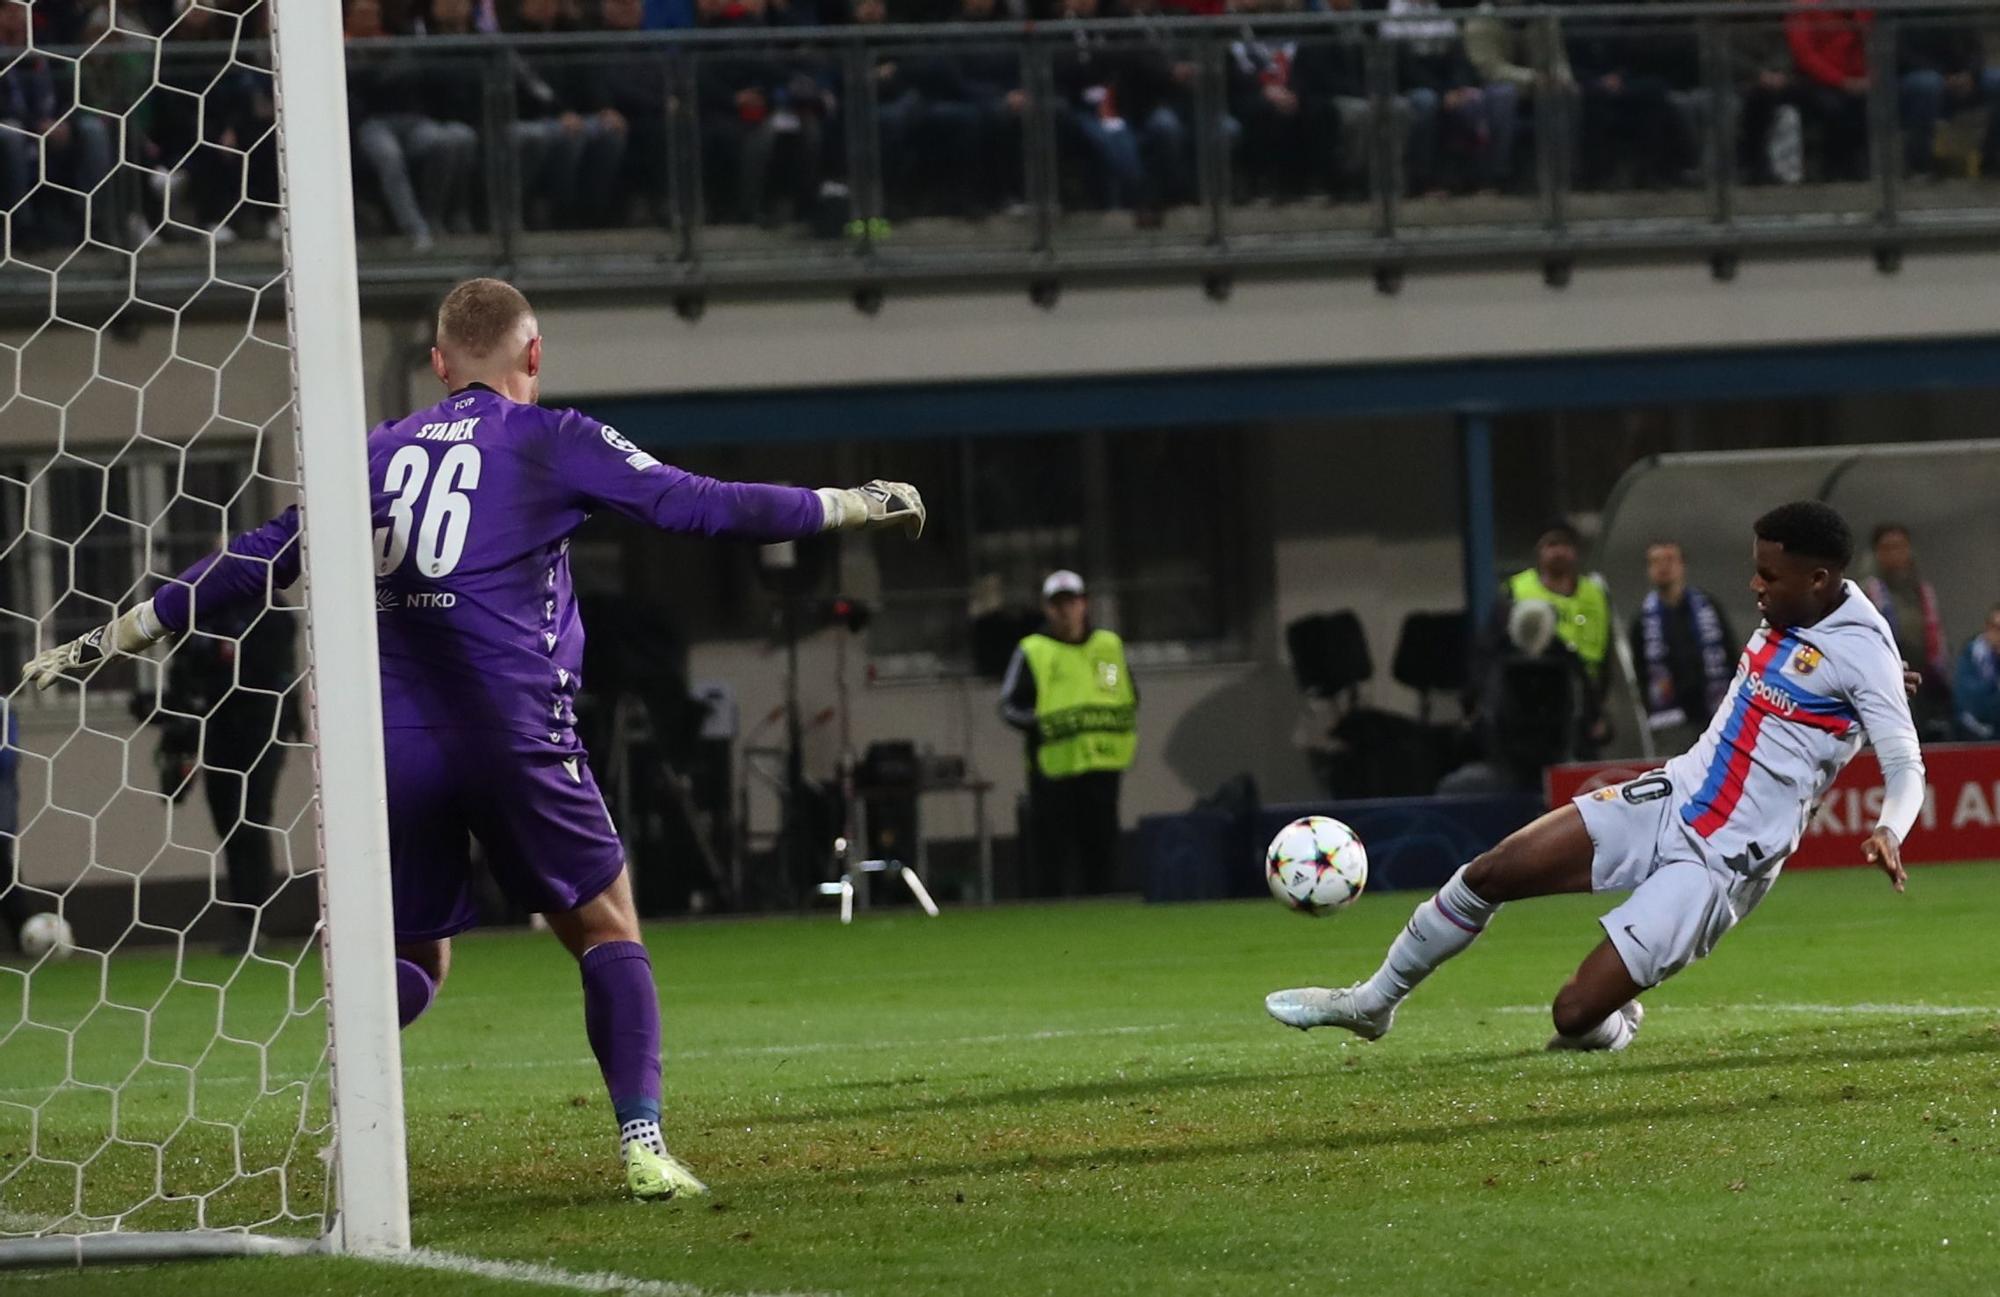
[21,601,168,690]
[817,480,926,538]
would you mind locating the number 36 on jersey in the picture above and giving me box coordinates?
[376,443,483,578]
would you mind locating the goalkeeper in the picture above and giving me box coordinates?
[22,278,925,1203]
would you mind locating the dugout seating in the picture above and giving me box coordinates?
[1286,610,1473,799]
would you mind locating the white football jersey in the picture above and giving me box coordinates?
[1660,581,1918,872]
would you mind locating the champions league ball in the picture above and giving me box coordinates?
[1265,817,1368,917]
[18,912,76,961]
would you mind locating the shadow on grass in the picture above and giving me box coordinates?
[734,1028,1997,1190]
[708,1022,1994,1130]
[400,1026,1996,1229]
[1400,1020,1998,1082]
[711,1066,1334,1128]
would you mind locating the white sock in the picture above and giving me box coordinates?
[619,1118,666,1157]
[1553,1010,1634,1052]
[1352,865,1499,1016]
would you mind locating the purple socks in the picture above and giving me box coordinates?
[579,940,664,1127]
[395,957,437,1028]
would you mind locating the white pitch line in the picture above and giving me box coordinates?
[0,1022,1186,1101]
[377,1247,835,1297]
[1495,1002,2000,1017]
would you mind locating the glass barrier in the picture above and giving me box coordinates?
[1219,31,1381,241]
[503,48,677,252]
[1378,14,1550,233]
[1038,30,1209,246]
[1553,18,1713,226]
[1720,17,1879,223]
[1891,16,2000,216]
[10,11,2000,304]
[866,40,1036,255]
[344,43,505,260]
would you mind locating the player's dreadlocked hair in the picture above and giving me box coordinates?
[1754,501,1854,568]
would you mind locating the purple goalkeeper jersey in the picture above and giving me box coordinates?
[151,385,826,746]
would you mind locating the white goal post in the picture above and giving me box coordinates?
[0,0,406,1269]
[269,0,409,1261]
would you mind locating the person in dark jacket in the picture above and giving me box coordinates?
[1863,521,1952,740]
[911,0,1027,214]
[855,0,983,217]
[1732,12,1807,184]
[1113,0,1198,215]
[1226,0,1359,200]
[697,0,833,226]
[1382,0,1494,194]
[348,0,479,249]
[152,599,305,954]
[1562,0,1693,188]
[1441,597,1602,794]
[0,2,114,250]
[415,0,494,231]
[506,0,628,229]
[1896,19,2000,178]
[0,702,41,953]
[592,0,675,224]
[142,4,277,238]
[1628,540,1736,756]
[1051,0,1186,223]
[1951,604,2000,741]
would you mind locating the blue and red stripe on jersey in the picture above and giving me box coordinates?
[1681,631,1858,838]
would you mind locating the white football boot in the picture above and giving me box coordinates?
[1620,998,1645,1037]
[1545,999,1645,1052]
[1264,985,1395,1041]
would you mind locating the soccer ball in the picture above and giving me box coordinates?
[18,912,75,961]
[1265,816,1368,916]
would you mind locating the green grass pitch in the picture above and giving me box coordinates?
[6,861,1999,1296]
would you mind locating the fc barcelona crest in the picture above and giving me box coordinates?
[1791,645,1823,675]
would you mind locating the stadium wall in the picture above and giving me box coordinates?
[521,253,2000,395]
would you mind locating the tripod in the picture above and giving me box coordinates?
[758,543,939,922]
[814,622,939,923]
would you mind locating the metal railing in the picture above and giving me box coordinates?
[6,3,2000,312]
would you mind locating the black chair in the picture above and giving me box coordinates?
[1285,610,1373,702]
[1286,611,1431,798]
[1392,611,1474,789]
[1391,611,1469,723]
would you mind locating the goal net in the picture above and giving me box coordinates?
[0,0,404,1267]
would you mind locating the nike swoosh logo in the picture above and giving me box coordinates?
[1623,924,1649,952]
[562,758,581,785]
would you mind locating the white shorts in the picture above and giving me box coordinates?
[1573,775,1778,988]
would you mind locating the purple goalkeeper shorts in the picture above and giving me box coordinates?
[383,729,627,942]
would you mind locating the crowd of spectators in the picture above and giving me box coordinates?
[5,0,2000,247]
[1,0,277,250]
[337,0,2000,231]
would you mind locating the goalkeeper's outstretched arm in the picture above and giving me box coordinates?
[21,507,302,690]
[555,412,926,540]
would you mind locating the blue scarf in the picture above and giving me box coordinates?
[1641,587,1731,728]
